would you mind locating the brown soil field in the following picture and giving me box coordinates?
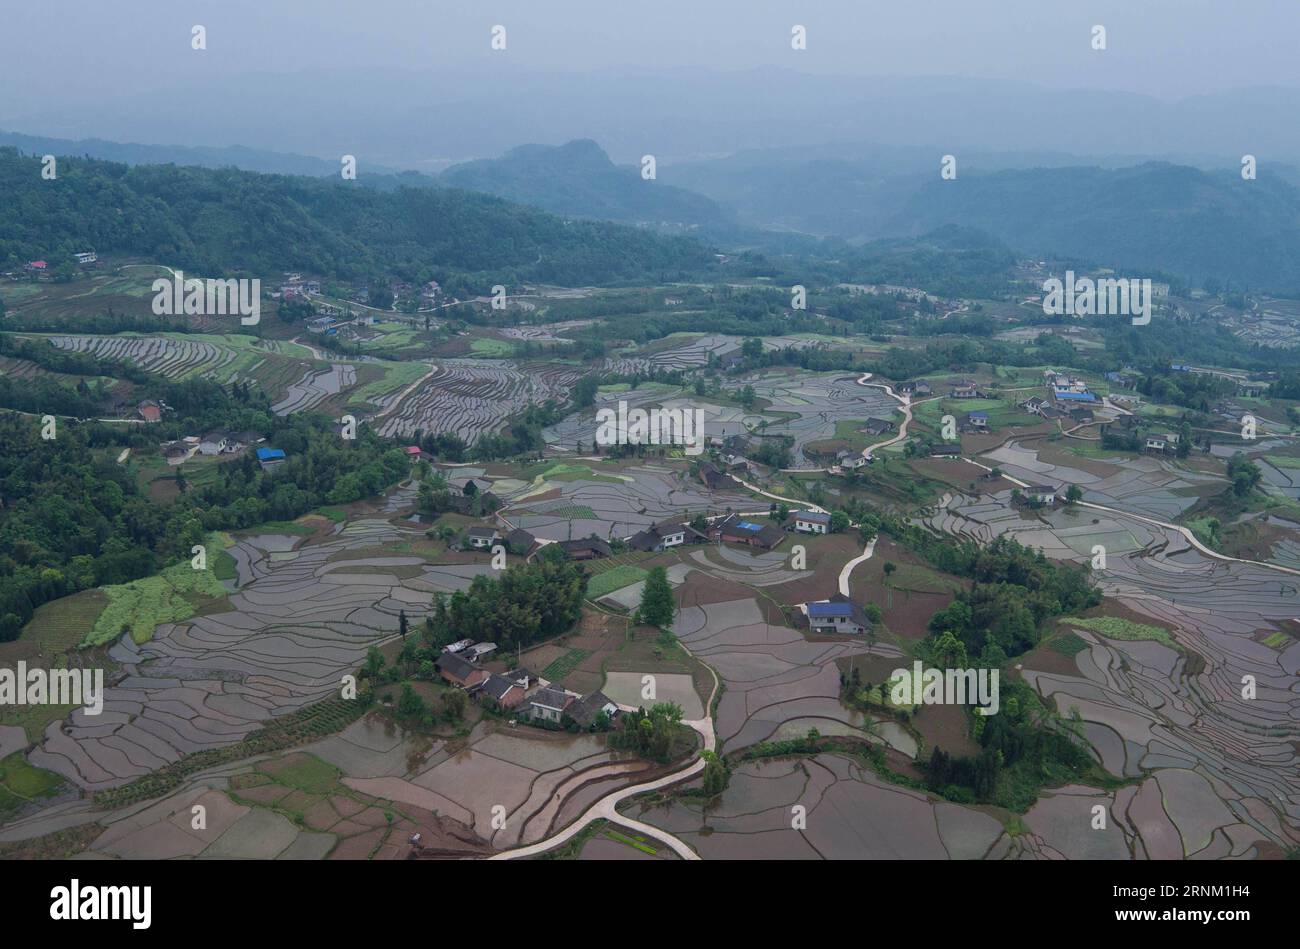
[846,538,962,642]
[909,458,1015,494]
[909,702,981,759]
[762,532,863,607]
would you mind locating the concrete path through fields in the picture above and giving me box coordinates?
[960,455,1300,579]
[491,640,720,861]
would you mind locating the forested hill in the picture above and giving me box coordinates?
[887,162,1300,292]
[0,148,714,286]
[441,139,738,235]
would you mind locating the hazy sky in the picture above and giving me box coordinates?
[0,0,1292,103]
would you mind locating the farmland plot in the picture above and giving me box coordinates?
[922,489,1300,856]
[544,369,897,464]
[602,333,822,375]
[374,359,582,442]
[47,334,240,379]
[631,753,1008,859]
[272,363,358,415]
[501,464,753,541]
[747,369,899,464]
[544,386,760,451]
[499,319,596,342]
[981,440,1222,521]
[21,518,495,793]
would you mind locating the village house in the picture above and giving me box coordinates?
[465,526,501,550]
[161,441,193,464]
[256,447,286,472]
[698,462,739,491]
[806,595,874,636]
[1024,484,1058,505]
[526,686,575,724]
[628,520,701,553]
[899,380,932,397]
[464,642,498,663]
[962,410,989,431]
[137,399,162,423]
[721,351,746,372]
[929,443,962,457]
[557,537,613,560]
[710,513,785,550]
[505,527,536,556]
[1019,396,1047,415]
[793,510,831,534]
[567,690,620,729]
[1052,388,1099,407]
[720,453,751,473]
[949,380,980,399]
[199,431,229,455]
[859,418,895,437]
[477,673,528,712]
[436,651,489,690]
[837,450,869,471]
[1105,371,1138,389]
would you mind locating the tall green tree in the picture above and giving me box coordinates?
[637,565,676,628]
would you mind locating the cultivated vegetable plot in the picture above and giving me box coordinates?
[374,359,582,441]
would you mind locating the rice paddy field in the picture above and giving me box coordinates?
[3,306,1298,862]
[374,359,583,441]
[543,368,899,465]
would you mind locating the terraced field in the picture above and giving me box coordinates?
[38,333,366,413]
[271,363,358,415]
[602,333,821,375]
[499,320,596,343]
[374,358,583,441]
[543,368,898,464]
[47,334,242,379]
[920,487,1299,856]
[501,463,753,541]
[22,519,497,793]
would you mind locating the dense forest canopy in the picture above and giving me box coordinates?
[0,148,714,287]
[0,376,410,641]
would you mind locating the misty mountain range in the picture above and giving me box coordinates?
[8,67,1300,168]
[6,65,1300,293]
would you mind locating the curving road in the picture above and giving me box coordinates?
[490,641,720,860]
[960,455,1300,579]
